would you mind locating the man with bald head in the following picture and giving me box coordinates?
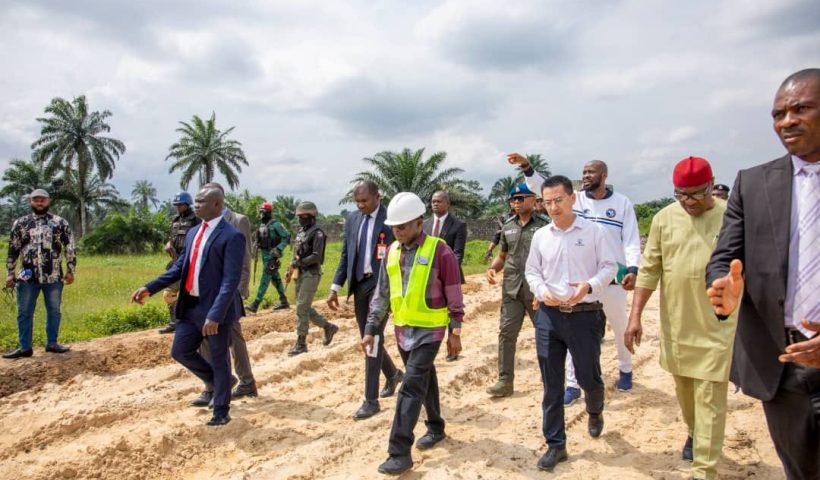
[133,185,246,426]
[513,154,641,404]
[707,68,820,479]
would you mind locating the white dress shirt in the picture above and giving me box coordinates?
[188,216,223,297]
[331,206,380,293]
[431,213,448,236]
[525,215,617,303]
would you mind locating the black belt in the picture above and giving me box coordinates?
[785,328,809,345]
[547,302,603,314]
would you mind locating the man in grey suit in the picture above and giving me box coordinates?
[192,182,258,403]
[707,68,820,480]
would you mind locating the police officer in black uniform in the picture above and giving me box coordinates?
[286,201,338,355]
[158,192,201,334]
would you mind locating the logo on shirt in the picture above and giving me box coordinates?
[575,239,585,247]
[606,208,616,218]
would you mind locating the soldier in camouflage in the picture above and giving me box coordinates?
[158,192,201,335]
[286,201,338,356]
[3,189,76,359]
[246,202,291,313]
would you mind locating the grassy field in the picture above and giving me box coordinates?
[0,240,492,350]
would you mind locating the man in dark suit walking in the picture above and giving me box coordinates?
[132,185,245,426]
[707,68,820,479]
[423,191,467,284]
[328,181,403,420]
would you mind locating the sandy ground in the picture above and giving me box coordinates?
[0,275,785,479]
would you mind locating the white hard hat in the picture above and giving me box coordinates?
[384,192,426,226]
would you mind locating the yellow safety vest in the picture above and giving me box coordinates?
[386,236,450,328]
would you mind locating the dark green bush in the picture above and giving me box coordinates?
[82,209,170,254]
[85,303,168,336]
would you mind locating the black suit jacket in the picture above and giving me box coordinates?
[423,214,467,283]
[332,204,394,295]
[706,154,796,401]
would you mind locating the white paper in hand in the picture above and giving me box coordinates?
[366,335,380,358]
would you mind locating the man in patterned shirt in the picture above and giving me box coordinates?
[3,189,76,359]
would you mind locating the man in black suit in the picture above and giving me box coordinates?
[132,186,246,426]
[328,181,403,420]
[707,68,820,480]
[423,191,467,283]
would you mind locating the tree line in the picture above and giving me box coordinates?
[0,95,670,253]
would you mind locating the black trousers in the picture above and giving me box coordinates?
[352,278,398,402]
[761,362,820,480]
[388,341,443,457]
[535,305,605,448]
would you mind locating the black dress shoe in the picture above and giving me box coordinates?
[380,369,403,398]
[2,348,33,359]
[353,401,380,420]
[415,431,446,450]
[206,414,231,426]
[158,325,175,334]
[682,436,693,462]
[537,447,568,471]
[377,455,412,475]
[191,391,214,407]
[232,383,258,398]
[588,412,604,438]
[45,343,70,353]
[445,354,458,362]
[323,323,339,346]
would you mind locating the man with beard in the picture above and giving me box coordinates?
[512,154,641,402]
[246,202,291,313]
[4,189,76,358]
[707,68,820,479]
[159,191,201,334]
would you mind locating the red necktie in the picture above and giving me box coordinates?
[433,218,440,237]
[184,223,208,293]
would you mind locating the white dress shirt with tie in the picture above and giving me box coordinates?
[188,216,223,297]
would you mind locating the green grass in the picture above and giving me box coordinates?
[0,240,491,350]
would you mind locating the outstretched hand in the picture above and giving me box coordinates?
[707,259,744,316]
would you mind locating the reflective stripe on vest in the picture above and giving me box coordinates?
[386,236,450,328]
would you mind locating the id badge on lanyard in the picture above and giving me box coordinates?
[376,233,387,260]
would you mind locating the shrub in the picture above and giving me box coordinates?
[85,303,168,336]
[82,209,170,254]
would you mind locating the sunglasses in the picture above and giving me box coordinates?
[673,185,711,201]
[510,195,534,203]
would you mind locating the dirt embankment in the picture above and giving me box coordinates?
[0,276,783,479]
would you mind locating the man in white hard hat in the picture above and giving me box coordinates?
[362,192,465,475]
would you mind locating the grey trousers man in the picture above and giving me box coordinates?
[498,287,536,385]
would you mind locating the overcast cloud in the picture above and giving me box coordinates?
[1,0,818,213]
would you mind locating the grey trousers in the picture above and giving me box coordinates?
[200,319,255,389]
[295,270,329,336]
[497,288,536,384]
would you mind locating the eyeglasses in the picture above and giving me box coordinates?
[673,185,711,201]
[542,196,566,207]
[510,196,533,203]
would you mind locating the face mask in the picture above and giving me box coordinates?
[298,216,314,228]
[31,205,49,215]
[260,212,272,222]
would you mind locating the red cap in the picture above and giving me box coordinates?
[673,156,713,188]
[259,202,273,211]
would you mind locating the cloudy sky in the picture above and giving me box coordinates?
[1,0,818,213]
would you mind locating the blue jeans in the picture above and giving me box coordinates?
[16,281,64,350]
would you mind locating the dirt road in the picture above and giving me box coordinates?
[0,275,784,479]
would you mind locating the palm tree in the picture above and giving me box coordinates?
[489,176,518,204]
[340,148,481,216]
[55,171,124,231]
[272,195,300,234]
[31,95,126,236]
[0,158,64,201]
[166,113,248,191]
[131,180,159,211]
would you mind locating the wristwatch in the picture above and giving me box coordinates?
[451,328,462,336]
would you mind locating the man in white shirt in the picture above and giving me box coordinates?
[525,175,617,472]
[510,153,641,401]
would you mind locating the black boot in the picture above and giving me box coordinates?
[245,299,260,313]
[288,335,308,356]
[272,299,290,310]
[323,323,339,346]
